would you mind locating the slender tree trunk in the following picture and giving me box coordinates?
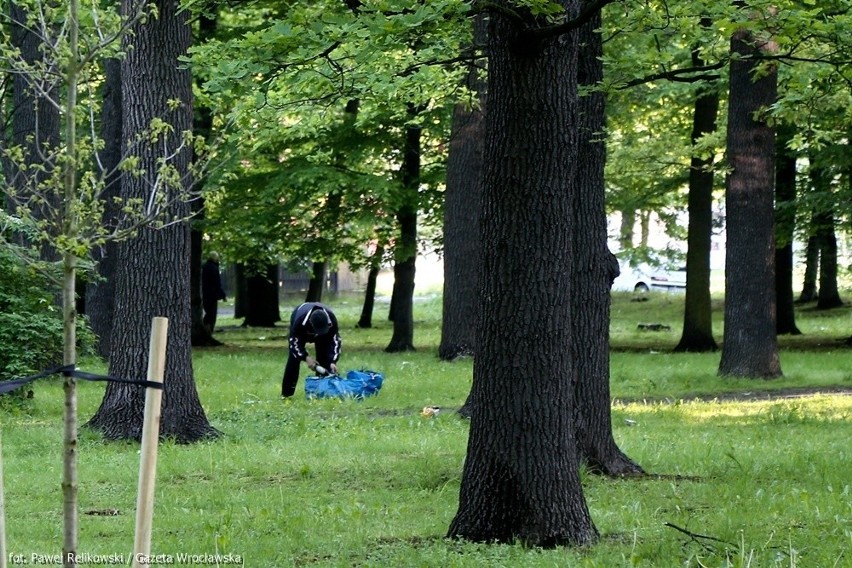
[811,162,843,309]
[572,11,642,476]
[439,15,486,362]
[87,0,218,442]
[639,212,650,247]
[618,209,635,250]
[190,9,220,347]
[676,22,719,352]
[233,263,248,319]
[60,1,82,562]
[718,18,782,379]
[448,0,598,546]
[306,261,327,302]
[774,127,801,335]
[797,233,819,303]
[357,246,383,328]
[385,107,419,353]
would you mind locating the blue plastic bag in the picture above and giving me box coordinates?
[304,369,383,400]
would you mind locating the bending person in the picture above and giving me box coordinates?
[281,302,342,398]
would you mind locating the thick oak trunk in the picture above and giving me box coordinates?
[573,11,642,476]
[448,1,597,546]
[86,59,122,358]
[719,25,781,378]
[439,15,486,362]
[242,264,281,327]
[87,0,218,442]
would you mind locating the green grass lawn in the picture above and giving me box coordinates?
[1,292,850,567]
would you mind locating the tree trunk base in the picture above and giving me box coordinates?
[673,337,718,352]
[584,453,645,477]
[191,335,224,347]
[385,342,416,353]
[438,345,474,361]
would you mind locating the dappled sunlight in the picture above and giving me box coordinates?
[613,395,851,425]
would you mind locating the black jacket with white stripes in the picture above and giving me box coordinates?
[287,302,342,364]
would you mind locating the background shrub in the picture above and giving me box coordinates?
[0,243,94,398]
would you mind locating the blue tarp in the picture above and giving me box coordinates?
[304,369,383,400]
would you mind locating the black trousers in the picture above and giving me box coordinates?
[281,337,337,397]
[202,299,218,332]
[281,353,302,398]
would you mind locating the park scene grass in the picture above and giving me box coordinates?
[1,291,850,567]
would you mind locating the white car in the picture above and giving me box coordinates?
[612,263,686,293]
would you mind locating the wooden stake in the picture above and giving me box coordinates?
[0,432,7,568]
[131,317,168,568]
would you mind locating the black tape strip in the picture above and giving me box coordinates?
[0,365,163,396]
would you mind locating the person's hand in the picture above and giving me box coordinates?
[329,363,339,375]
[305,356,318,371]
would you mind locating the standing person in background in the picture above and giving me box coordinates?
[201,252,227,334]
[282,302,342,398]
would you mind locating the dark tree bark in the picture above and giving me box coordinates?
[86,59,122,358]
[572,11,643,476]
[448,0,598,546]
[6,3,61,258]
[774,127,801,335]
[87,0,218,442]
[675,22,720,353]
[190,216,222,346]
[190,7,221,347]
[233,263,248,319]
[357,246,383,328]
[718,21,782,379]
[618,209,635,250]
[810,164,844,309]
[385,108,419,353]
[242,264,281,327]
[797,233,819,303]
[439,15,486,362]
[305,260,327,302]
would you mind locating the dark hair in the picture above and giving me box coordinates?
[309,310,331,335]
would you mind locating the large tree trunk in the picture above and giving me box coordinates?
[718,20,782,379]
[87,0,218,442]
[448,0,598,546]
[439,15,486,362]
[572,11,642,476]
[7,3,61,259]
[675,22,719,353]
[385,110,419,353]
[242,264,281,327]
[86,58,122,358]
[774,127,801,335]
